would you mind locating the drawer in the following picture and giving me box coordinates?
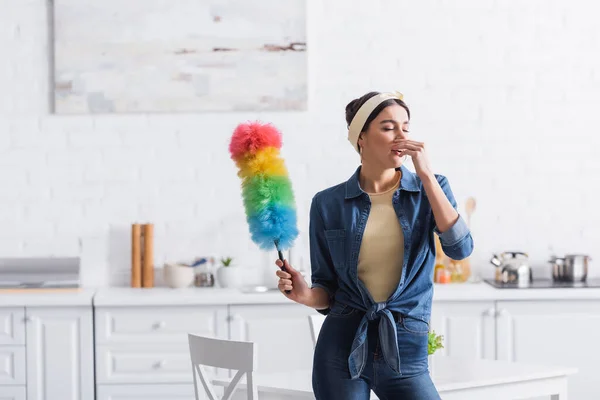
[0,308,25,345]
[97,384,195,400]
[96,344,198,384]
[0,385,26,399]
[0,346,26,385]
[95,306,227,344]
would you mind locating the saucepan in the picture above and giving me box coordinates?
[549,254,592,282]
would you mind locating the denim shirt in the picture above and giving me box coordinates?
[309,165,474,379]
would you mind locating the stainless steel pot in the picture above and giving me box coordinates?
[550,254,592,282]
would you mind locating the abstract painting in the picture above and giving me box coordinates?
[52,0,307,113]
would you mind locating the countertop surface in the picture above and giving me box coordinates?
[92,281,600,306]
[4,281,600,307]
[93,286,290,306]
[0,288,96,307]
[211,356,577,395]
[432,280,600,301]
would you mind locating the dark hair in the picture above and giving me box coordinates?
[345,91,410,133]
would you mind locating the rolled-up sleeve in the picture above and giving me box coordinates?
[309,194,338,315]
[433,175,474,260]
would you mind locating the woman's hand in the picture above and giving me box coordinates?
[393,139,434,180]
[275,259,311,304]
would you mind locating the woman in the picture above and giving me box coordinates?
[275,91,474,399]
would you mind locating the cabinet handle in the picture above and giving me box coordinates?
[483,308,495,317]
[227,314,241,323]
[226,315,237,323]
[497,308,508,317]
[153,360,166,369]
[153,321,166,330]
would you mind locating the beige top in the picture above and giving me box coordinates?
[357,173,404,303]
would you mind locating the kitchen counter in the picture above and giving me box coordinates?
[92,287,289,306]
[0,288,96,306]
[3,282,600,308]
[91,282,600,307]
[433,281,600,301]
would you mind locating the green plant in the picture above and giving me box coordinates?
[220,257,234,267]
[428,330,444,356]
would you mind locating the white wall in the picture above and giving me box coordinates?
[1,0,599,286]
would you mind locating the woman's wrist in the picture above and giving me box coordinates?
[302,287,330,310]
[297,288,315,307]
[420,171,437,187]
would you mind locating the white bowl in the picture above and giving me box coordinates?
[163,263,195,288]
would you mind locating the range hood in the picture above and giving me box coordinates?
[0,257,80,289]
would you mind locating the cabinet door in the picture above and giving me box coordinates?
[25,307,94,400]
[429,301,496,360]
[496,300,600,400]
[229,304,316,373]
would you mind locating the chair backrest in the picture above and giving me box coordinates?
[188,334,258,400]
[308,314,325,348]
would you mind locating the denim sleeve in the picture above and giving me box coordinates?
[309,194,338,315]
[433,175,474,260]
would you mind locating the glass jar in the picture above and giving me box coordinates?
[192,257,215,287]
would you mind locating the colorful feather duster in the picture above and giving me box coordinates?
[229,121,298,284]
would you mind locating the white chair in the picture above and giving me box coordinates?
[188,334,258,400]
[308,314,325,348]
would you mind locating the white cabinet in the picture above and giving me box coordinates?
[25,307,94,400]
[95,305,228,400]
[0,386,27,400]
[496,300,600,400]
[0,305,93,400]
[430,301,496,360]
[228,304,316,373]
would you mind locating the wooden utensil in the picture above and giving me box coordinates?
[131,223,142,288]
[465,197,476,228]
[142,223,154,288]
[458,196,476,282]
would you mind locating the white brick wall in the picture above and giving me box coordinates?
[1,0,599,286]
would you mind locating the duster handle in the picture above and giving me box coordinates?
[276,243,291,295]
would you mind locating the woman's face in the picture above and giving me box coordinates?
[358,104,410,169]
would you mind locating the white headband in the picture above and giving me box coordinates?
[347,90,404,154]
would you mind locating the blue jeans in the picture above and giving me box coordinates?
[312,306,441,399]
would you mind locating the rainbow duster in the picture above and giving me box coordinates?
[229,121,298,267]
